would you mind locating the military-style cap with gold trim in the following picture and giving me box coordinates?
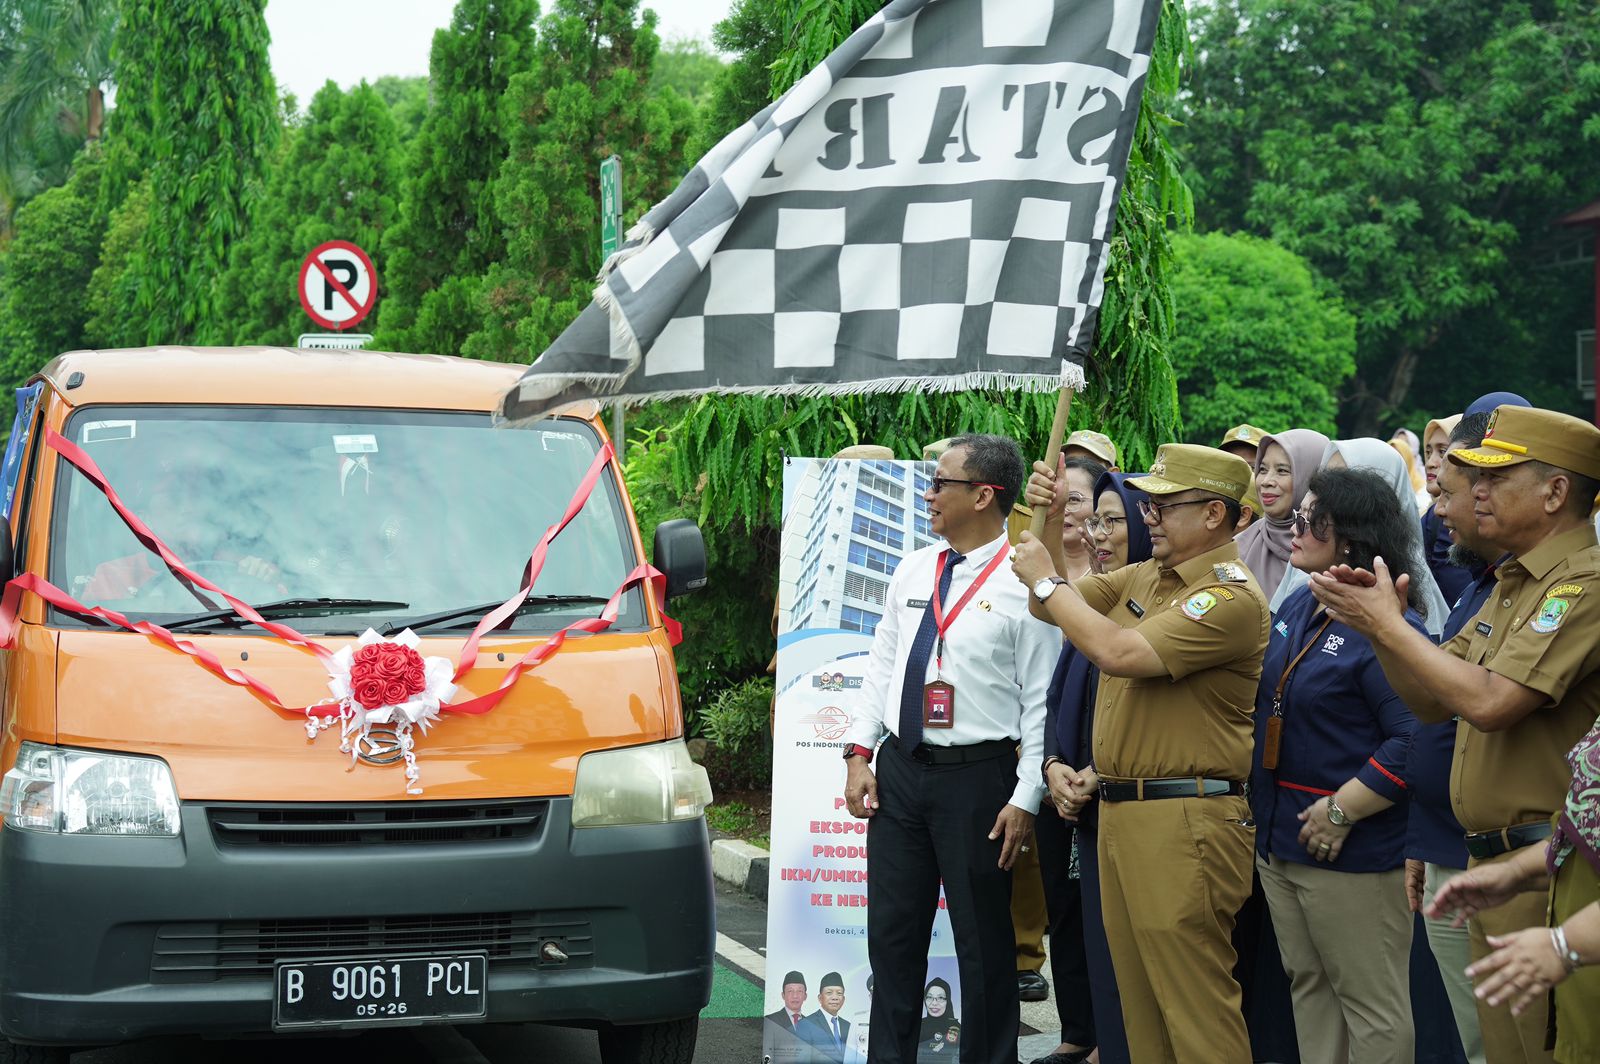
[1063,430,1118,468]
[1219,424,1271,451]
[1448,405,1600,481]
[1129,443,1253,503]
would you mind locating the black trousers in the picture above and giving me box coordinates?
[866,741,1018,1064]
[1034,805,1095,1048]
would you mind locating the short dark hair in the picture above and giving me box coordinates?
[948,433,1025,515]
[1450,413,1490,449]
[1306,468,1426,617]
[1529,461,1600,520]
[1062,455,1108,483]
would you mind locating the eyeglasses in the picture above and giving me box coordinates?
[1063,492,1090,513]
[1084,515,1127,536]
[929,476,1005,495]
[1136,498,1213,525]
[1292,509,1332,542]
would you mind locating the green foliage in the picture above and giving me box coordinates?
[704,799,760,837]
[687,0,779,159]
[0,143,105,384]
[1168,232,1355,442]
[106,0,277,345]
[0,0,117,241]
[649,37,726,108]
[369,75,429,144]
[371,0,539,355]
[1177,0,1600,432]
[700,675,774,755]
[81,175,148,347]
[464,0,696,365]
[214,81,403,346]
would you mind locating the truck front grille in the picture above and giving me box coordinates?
[206,799,548,847]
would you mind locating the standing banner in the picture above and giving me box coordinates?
[766,458,963,1064]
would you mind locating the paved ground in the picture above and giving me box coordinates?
[64,880,1067,1063]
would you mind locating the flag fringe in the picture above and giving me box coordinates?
[501,364,1086,425]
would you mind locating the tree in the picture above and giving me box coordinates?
[370,0,539,356]
[0,143,106,383]
[104,0,277,345]
[1167,232,1355,442]
[649,37,725,108]
[370,75,429,144]
[464,0,696,363]
[214,81,403,346]
[81,175,148,348]
[0,0,117,239]
[687,0,779,160]
[1176,0,1600,432]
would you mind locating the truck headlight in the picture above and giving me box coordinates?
[571,739,713,828]
[1,743,181,836]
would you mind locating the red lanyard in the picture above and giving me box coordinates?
[931,545,1009,669]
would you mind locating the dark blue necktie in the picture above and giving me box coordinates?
[898,551,962,748]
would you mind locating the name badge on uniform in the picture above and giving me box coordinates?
[906,598,930,608]
[923,680,955,729]
[1125,598,1146,619]
[1475,620,1493,637]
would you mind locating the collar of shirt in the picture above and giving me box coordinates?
[944,529,1009,568]
[1500,524,1600,585]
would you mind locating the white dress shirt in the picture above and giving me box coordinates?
[845,530,1057,812]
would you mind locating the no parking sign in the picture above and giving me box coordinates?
[298,240,377,331]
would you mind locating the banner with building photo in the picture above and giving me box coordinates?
[765,457,964,1064]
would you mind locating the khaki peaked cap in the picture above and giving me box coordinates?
[1129,443,1253,503]
[1449,405,1600,482]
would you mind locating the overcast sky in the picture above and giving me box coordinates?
[264,0,732,105]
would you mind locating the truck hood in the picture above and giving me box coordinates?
[53,628,675,801]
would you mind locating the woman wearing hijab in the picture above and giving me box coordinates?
[1269,438,1451,633]
[1251,467,1426,1064]
[1027,472,1154,1064]
[1418,412,1472,606]
[1389,436,1431,514]
[1236,429,1330,604]
[918,978,960,1059]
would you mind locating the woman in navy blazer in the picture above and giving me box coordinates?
[1251,467,1427,1064]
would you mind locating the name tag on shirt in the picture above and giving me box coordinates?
[923,680,955,728]
[906,598,930,608]
[1475,621,1493,637]
[1126,598,1146,619]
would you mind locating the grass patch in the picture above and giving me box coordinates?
[707,800,759,837]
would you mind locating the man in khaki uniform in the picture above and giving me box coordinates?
[1012,444,1268,1063]
[1311,405,1600,1064]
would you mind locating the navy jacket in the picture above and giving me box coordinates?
[1422,506,1473,607]
[1404,556,1499,867]
[1251,585,1423,872]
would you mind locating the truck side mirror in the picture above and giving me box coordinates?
[652,519,707,600]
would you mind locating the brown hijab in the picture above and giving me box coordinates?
[1234,428,1329,601]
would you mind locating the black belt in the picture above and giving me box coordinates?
[1463,820,1553,861]
[1099,776,1246,802]
[886,735,1016,766]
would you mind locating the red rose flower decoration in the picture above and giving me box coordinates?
[349,642,428,709]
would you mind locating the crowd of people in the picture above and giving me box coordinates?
[828,397,1600,1064]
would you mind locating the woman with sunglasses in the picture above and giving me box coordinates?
[1249,467,1427,1064]
[1026,472,1154,1064]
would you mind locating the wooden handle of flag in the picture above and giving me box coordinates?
[1028,387,1074,538]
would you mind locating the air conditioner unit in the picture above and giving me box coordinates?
[1579,329,1596,401]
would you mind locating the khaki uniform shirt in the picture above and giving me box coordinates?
[1075,541,1270,781]
[1441,523,1600,832]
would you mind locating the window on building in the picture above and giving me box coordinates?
[843,571,888,606]
[848,541,897,575]
[851,513,904,550]
[854,488,905,524]
[914,513,931,536]
[865,460,904,481]
[841,605,881,634]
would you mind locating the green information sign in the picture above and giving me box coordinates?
[600,155,623,259]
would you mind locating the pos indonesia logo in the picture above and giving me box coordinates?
[801,705,852,741]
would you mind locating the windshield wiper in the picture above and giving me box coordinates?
[387,595,613,635]
[164,598,411,631]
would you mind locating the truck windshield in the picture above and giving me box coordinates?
[48,407,642,634]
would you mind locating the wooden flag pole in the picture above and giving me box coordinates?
[1028,386,1074,538]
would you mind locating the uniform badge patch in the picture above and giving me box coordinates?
[1548,583,1584,598]
[1212,563,1249,583]
[1530,596,1571,634]
[1182,591,1218,620]
[1215,587,1236,601]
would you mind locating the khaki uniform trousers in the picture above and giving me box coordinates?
[1011,839,1048,973]
[1098,795,1253,1064]
[1469,849,1555,1064]
[1423,864,1487,1064]
[1256,855,1414,1064]
[1550,857,1600,1064]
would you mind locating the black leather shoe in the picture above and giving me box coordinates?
[1026,1050,1092,1064]
[1017,969,1049,1001]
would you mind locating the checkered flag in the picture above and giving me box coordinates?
[499,0,1163,423]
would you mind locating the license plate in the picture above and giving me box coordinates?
[273,954,488,1030]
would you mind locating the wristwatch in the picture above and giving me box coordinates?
[1033,576,1069,602]
[1326,795,1353,827]
[842,743,875,762]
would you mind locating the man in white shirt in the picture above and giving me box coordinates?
[842,434,1060,1064]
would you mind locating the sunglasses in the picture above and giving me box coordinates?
[1292,509,1332,542]
[1136,498,1213,525]
[929,476,1005,494]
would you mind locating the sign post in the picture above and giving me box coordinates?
[297,240,377,347]
[599,157,625,450]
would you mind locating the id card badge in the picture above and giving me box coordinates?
[1262,716,1283,770]
[923,680,955,729]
